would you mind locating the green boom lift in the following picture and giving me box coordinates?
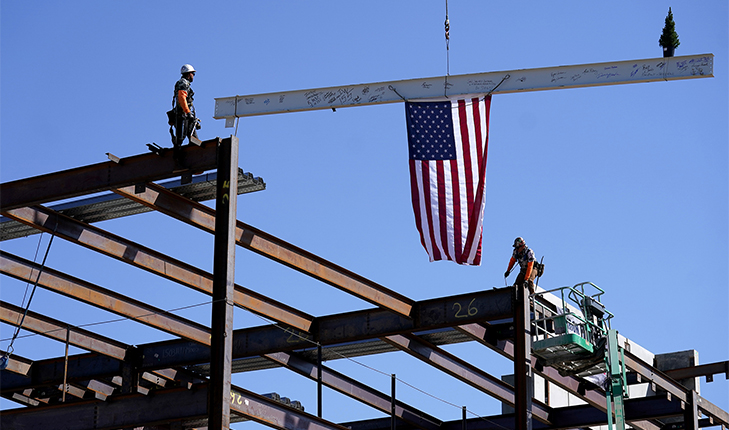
[531,282,628,429]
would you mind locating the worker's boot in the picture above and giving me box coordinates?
[172,141,187,172]
[526,280,535,295]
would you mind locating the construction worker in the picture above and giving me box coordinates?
[172,64,201,156]
[504,237,537,294]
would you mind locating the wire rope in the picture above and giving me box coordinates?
[445,0,450,76]
[2,223,57,361]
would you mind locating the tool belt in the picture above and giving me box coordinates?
[534,262,545,277]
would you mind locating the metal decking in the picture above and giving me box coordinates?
[0,168,265,241]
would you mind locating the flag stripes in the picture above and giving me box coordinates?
[406,96,491,265]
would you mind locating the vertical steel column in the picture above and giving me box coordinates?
[462,406,467,430]
[391,374,396,430]
[684,390,699,430]
[208,136,239,430]
[514,286,533,430]
[318,344,323,418]
[121,361,135,394]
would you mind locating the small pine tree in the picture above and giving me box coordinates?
[659,7,680,49]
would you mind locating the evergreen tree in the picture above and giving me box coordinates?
[659,7,680,49]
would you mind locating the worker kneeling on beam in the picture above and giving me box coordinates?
[504,237,538,294]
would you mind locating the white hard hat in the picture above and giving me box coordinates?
[180,64,196,74]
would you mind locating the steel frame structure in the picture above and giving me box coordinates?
[1,136,728,429]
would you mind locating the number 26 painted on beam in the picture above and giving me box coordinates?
[230,390,243,405]
[221,180,230,205]
[452,298,478,318]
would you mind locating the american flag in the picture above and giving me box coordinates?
[406,96,491,265]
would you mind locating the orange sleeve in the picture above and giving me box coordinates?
[177,90,190,114]
[507,257,516,272]
[525,261,533,280]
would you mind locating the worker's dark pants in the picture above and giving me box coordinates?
[515,269,537,294]
[174,116,198,149]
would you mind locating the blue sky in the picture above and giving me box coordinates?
[1,0,727,424]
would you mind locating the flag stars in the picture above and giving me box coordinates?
[407,101,458,160]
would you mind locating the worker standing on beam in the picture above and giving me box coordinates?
[504,237,537,294]
[172,64,201,158]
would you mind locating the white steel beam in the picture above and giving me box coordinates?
[215,53,713,123]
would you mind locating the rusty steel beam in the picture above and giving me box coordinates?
[1,386,209,429]
[0,301,129,360]
[0,137,223,211]
[624,350,688,405]
[228,385,351,430]
[264,351,442,430]
[382,333,552,424]
[0,383,351,430]
[149,367,205,389]
[0,251,212,345]
[59,383,86,400]
[7,391,42,407]
[342,394,689,430]
[140,371,167,388]
[85,379,115,400]
[623,349,729,427]
[1,288,514,393]
[349,396,684,430]
[113,182,415,318]
[665,360,729,382]
[1,353,124,396]
[1,205,313,332]
[1,354,32,377]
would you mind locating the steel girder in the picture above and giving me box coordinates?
[0,137,224,211]
[2,283,725,428]
[342,395,693,430]
[1,205,314,332]
[1,297,206,403]
[0,288,514,394]
[137,287,513,370]
[0,378,705,430]
[2,354,32,376]
[263,351,442,430]
[0,300,129,361]
[0,251,212,346]
[0,382,352,430]
[2,299,727,428]
[113,182,415,318]
[213,54,714,119]
[382,333,552,424]
[665,360,729,382]
[623,349,729,426]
